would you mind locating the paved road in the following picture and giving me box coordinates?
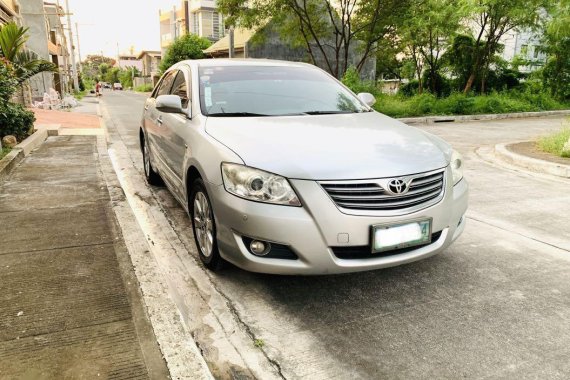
[101,91,570,379]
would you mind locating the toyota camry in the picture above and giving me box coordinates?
[140,59,468,275]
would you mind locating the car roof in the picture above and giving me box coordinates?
[176,58,314,70]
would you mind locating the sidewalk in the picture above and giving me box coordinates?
[32,95,101,132]
[0,135,168,378]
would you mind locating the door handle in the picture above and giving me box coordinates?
[157,116,163,125]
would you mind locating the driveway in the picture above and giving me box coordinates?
[100,91,570,379]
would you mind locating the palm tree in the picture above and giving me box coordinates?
[0,22,57,84]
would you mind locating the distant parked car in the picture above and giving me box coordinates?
[113,83,123,90]
[103,83,111,89]
[140,59,468,275]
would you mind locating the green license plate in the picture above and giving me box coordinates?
[372,219,432,253]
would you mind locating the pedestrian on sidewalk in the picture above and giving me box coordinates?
[95,81,102,97]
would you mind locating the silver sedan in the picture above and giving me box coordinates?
[140,59,468,275]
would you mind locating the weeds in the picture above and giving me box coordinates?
[538,127,570,158]
[0,146,12,160]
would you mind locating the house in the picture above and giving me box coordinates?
[204,26,376,81]
[159,0,224,55]
[18,0,70,99]
[136,50,162,86]
[115,54,143,72]
[0,0,18,24]
[499,29,547,73]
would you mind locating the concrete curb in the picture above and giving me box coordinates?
[494,142,570,178]
[398,109,570,124]
[0,128,51,181]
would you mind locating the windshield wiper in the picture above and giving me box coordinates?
[302,110,361,115]
[207,112,269,117]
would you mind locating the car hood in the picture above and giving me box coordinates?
[205,112,451,180]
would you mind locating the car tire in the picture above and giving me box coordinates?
[190,179,224,271]
[142,135,162,186]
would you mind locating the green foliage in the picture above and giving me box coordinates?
[399,80,419,97]
[83,77,95,90]
[160,34,211,72]
[219,0,409,78]
[0,22,27,61]
[0,59,18,101]
[103,67,120,85]
[540,1,570,101]
[538,127,570,158]
[0,146,11,160]
[373,90,568,118]
[118,66,141,89]
[341,66,379,94]
[458,0,547,93]
[0,101,35,141]
[0,22,56,83]
[134,83,154,92]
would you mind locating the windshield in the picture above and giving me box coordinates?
[198,65,369,117]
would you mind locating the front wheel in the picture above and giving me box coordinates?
[142,136,162,186]
[190,179,224,271]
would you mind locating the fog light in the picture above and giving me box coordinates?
[250,240,270,256]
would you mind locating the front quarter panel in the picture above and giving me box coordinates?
[185,116,244,187]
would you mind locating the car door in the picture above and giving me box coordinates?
[145,70,177,174]
[158,68,193,202]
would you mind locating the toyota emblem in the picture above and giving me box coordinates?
[387,179,409,194]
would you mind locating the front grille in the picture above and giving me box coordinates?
[320,170,445,212]
[331,231,443,260]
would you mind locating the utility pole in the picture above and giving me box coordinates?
[229,26,234,58]
[64,0,79,92]
[75,23,83,74]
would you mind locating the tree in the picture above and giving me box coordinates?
[160,34,211,72]
[460,0,547,93]
[540,0,570,100]
[218,0,408,78]
[82,55,115,79]
[118,66,140,89]
[400,0,462,95]
[0,22,56,84]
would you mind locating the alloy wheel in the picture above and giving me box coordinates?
[194,191,214,257]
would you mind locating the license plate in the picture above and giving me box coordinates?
[372,219,432,253]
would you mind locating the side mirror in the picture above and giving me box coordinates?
[357,92,376,107]
[156,94,183,114]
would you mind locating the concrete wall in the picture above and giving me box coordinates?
[19,0,54,99]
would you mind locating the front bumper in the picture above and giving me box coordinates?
[209,167,468,275]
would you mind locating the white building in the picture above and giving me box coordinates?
[159,0,224,55]
[499,29,547,73]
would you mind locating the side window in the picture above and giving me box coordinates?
[170,70,190,109]
[155,70,177,97]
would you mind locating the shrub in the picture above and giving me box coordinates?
[538,127,570,158]
[0,102,35,141]
[398,80,419,97]
[0,59,18,101]
[341,66,379,95]
[373,90,569,118]
[160,34,212,72]
[134,83,154,92]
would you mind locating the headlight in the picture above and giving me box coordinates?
[451,150,463,185]
[221,163,301,206]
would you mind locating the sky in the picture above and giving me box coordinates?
[68,0,179,59]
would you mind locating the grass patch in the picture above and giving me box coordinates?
[134,84,154,92]
[373,91,570,118]
[74,90,87,100]
[253,339,265,348]
[538,127,570,158]
[0,146,12,160]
